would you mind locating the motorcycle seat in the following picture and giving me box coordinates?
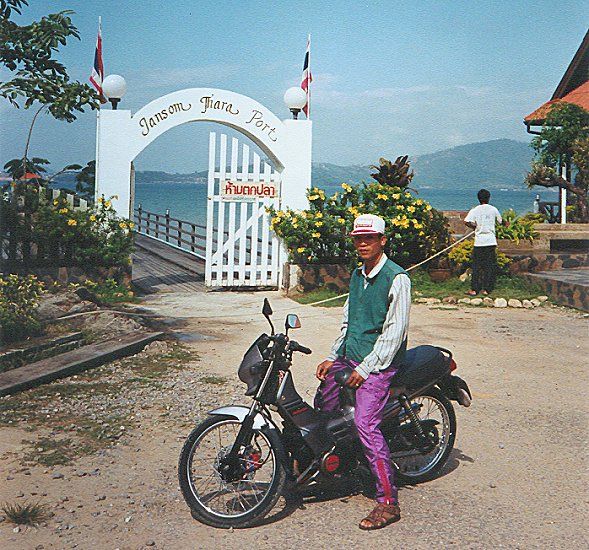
[333,346,449,392]
[391,345,449,388]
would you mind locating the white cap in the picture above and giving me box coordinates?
[350,214,386,236]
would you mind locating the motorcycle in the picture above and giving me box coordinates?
[178,299,472,529]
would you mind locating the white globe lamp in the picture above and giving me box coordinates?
[283,87,307,119]
[102,74,127,110]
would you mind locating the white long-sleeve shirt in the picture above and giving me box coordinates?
[327,254,412,379]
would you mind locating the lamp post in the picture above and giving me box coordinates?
[283,87,307,119]
[102,74,127,110]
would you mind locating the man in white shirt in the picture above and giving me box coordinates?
[464,189,503,296]
[315,214,411,530]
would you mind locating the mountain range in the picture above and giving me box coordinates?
[43,138,536,191]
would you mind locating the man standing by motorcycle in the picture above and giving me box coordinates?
[315,213,411,530]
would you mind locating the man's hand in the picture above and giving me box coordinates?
[316,360,334,381]
[347,370,366,388]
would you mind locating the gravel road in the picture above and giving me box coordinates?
[0,290,587,549]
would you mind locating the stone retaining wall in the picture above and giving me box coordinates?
[6,265,132,287]
[507,252,589,274]
[283,263,351,294]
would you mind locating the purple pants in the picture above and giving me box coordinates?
[314,358,399,505]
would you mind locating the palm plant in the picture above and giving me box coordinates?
[370,156,414,188]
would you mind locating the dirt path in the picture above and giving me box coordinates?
[1,290,587,549]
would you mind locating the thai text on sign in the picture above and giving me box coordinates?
[221,180,278,201]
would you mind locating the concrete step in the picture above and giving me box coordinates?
[523,268,589,312]
[0,331,164,396]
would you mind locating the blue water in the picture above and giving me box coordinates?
[134,183,556,224]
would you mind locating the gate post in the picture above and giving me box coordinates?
[95,109,134,219]
[280,119,313,211]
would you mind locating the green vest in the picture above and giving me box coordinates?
[337,258,408,365]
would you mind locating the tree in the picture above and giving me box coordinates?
[75,160,96,200]
[1,1,99,181]
[526,103,589,222]
[0,0,99,121]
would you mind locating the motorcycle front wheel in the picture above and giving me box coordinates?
[178,414,287,529]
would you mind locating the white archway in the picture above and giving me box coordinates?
[95,88,312,219]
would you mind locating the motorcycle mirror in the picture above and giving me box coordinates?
[285,314,301,331]
[262,298,275,335]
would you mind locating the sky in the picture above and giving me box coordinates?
[0,0,587,173]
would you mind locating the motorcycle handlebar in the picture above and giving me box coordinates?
[289,341,312,355]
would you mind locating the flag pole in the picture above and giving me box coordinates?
[307,34,311,120]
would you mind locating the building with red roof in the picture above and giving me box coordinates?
[524,30,589,129]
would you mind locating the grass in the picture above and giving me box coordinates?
[201,375,227,385]
[2,501,51,526]
[289,271,547,307]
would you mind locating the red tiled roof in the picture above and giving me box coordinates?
[525,80,589,125]
[22,172,42,179]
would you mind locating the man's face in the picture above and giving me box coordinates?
[352,233,386,262]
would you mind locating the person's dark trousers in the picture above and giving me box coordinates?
[471,245,497,293]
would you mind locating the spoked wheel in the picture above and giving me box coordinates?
[178,415,286,529]
[391,388,456,484]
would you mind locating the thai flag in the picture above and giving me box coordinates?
[301,34,312,118]
[89,17,105,102]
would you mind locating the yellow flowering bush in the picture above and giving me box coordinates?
[0,274,44,344]
[269,180,451,267]
[32,195,134,270]
[448,239,511,273]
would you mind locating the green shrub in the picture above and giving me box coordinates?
[495,209,538,244]
[448,239,511,273]
[269,182,451,269]
[33,195,134,269]
[0,274,44,344]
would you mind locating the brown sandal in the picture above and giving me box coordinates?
[359,503,401,530]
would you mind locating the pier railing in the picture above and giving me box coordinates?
[134,205,206,258]
[133,205,273,262]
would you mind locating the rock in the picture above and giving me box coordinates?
[457,298,471,304]
[95,495,106,501]
[16,491,24,498]
[124,516,132,523]
[6,475,14,480]
[0,515,5,523]
[494,298,508,308]
[489,483,497,489]
[13,526,20,533]
[66,301,98,315]
[442,296,457,304]
[459,269,471,282]
[430,305,459,310]
[483,297,494,306]
[145,542,156,547]
[52,472,64,479]
[498,443,505,449]
[507,299,523,308]
[425,297,441,305]
[415,298,429,304]
[470,298,483,306]
[537,295,549,302]
[530,299,541,307]
[37,302,66,321]
[522,300,534,309]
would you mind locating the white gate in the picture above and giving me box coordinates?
[205,132,281,287]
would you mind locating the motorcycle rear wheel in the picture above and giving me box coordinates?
[178,414,287,529]
[392,388,456,484]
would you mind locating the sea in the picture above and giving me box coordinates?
[133,183,556,224]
